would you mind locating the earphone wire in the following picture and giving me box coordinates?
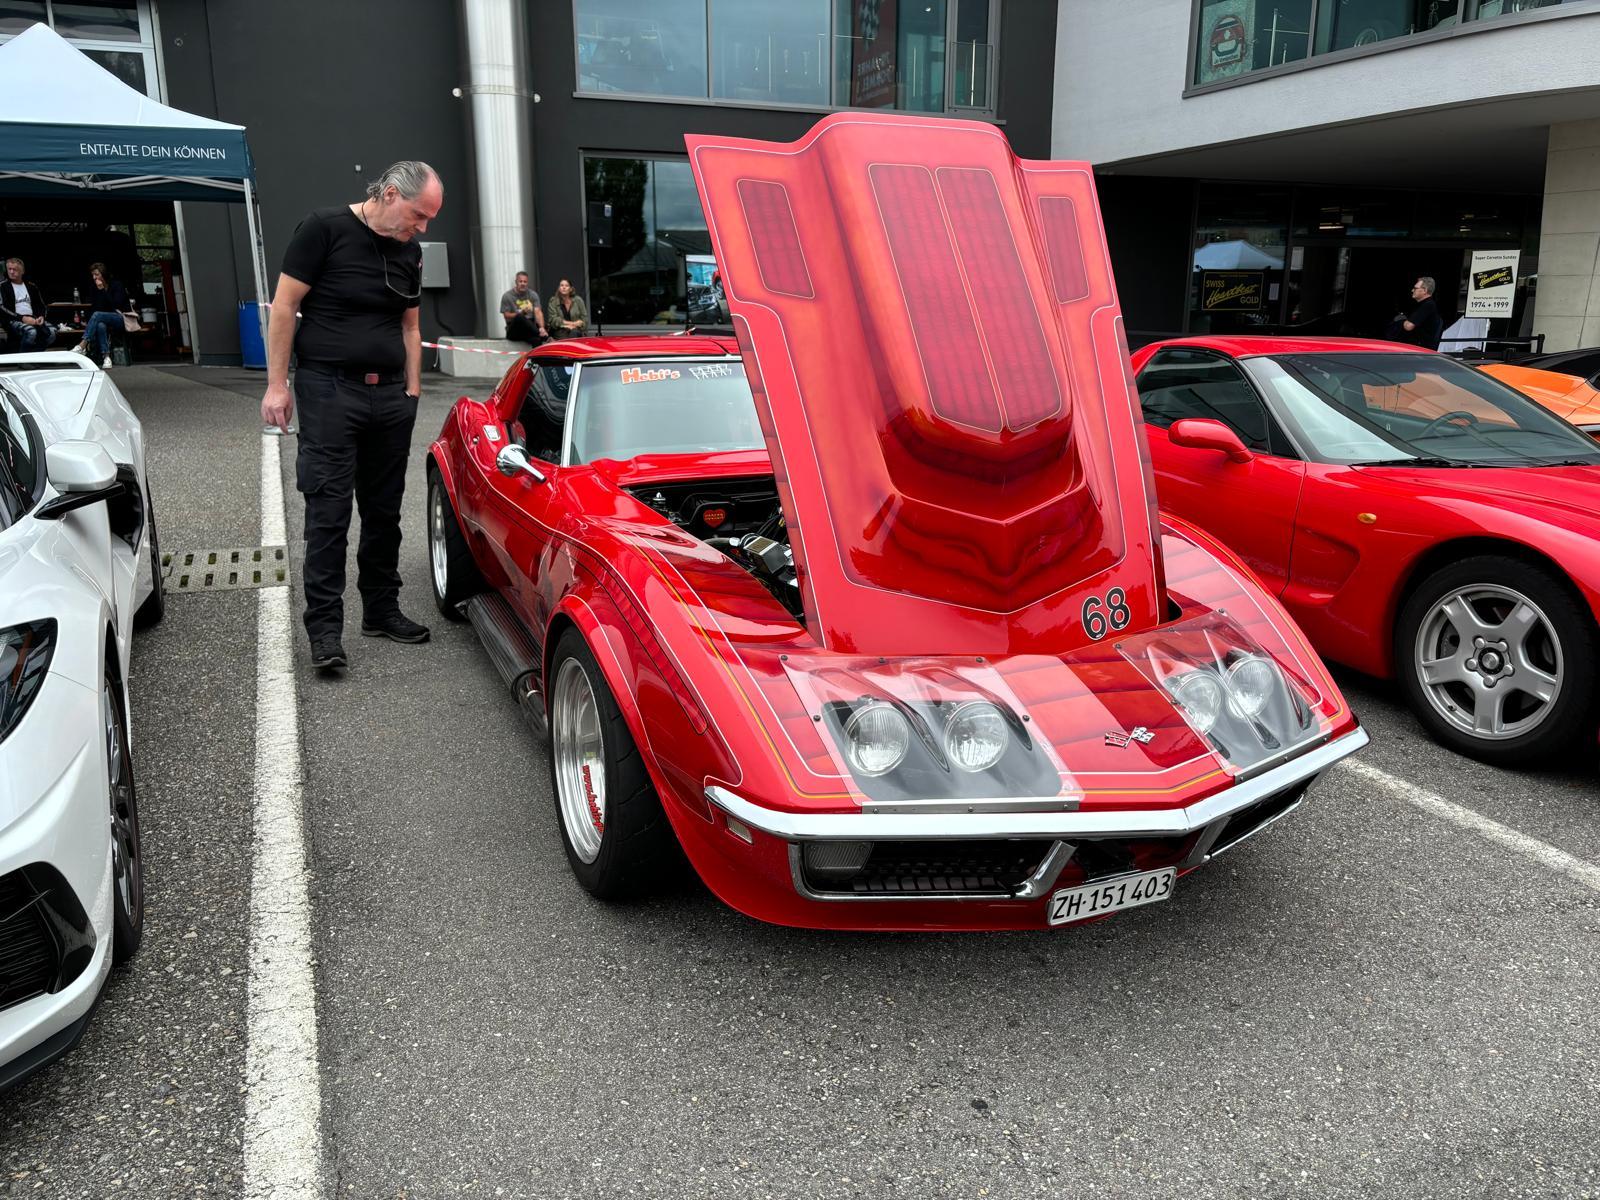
[358,198,421,301]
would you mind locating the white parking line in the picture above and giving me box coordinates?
[243,432,325,1198]
[1340,757,1600,895]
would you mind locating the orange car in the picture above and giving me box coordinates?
[1478,362,1600,436]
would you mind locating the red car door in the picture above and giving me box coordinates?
[480,357,575,632]
[1136,347,1305,594]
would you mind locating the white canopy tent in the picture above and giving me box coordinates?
[0,23,269,344]
[1193,239,1285,271]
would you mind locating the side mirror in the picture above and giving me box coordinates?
[37,441,124,519]
[495,443,548,484]
[1168,418,1253,463]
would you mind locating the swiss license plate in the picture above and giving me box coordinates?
[1047,868,1176,927]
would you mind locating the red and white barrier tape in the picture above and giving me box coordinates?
[422,341,524,357]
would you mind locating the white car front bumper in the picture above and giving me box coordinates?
[0,669,115,1092]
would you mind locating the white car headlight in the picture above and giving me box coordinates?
[1226,655,1281,720]
[1170,670,1225,735]
[843,702,912,776]
[944,701,1009,772]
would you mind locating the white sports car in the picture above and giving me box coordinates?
[0,351,162,1092]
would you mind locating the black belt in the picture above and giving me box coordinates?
[297,359,405,385]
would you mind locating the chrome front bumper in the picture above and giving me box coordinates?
[704,726,1368,843]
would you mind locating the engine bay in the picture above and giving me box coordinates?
[625,477,803,622]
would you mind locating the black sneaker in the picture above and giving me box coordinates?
[310,637,348,671]
[360,611,431,644]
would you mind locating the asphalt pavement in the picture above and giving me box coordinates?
[1,365,1596,1199]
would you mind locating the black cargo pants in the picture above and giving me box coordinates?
[293,365,418,640]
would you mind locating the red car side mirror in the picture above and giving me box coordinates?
[1168,418,1253,463]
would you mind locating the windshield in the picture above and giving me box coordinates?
[569,360,765,464]
[1244,352,1600,467]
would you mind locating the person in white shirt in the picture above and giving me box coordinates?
[2,257,58,351]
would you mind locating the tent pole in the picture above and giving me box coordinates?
[242,176,270,354]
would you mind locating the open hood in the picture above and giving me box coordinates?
[687,113,1162,657]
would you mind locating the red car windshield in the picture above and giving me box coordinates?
[568,359,765,464]
[1246,352,1600,467]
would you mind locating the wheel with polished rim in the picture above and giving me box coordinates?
[133,490,164,628]
[546,629,675,898]
[1396,555,1597,764]
[103,670,144,964]
[427,468,483,619]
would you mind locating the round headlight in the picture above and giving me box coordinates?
[1226,655,1281,720]
[944,701,1009,773]
[1171,670,1225,734]
[843,702,912,776]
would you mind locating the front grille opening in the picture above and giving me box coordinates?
[1208,783,1310,860]
[800,839,1055,897]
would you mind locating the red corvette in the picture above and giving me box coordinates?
[424,114,1365,931]
[1133,335,1600,765]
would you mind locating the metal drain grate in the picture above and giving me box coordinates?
[163,546,290,592]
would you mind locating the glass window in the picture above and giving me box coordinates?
[1314,0,1460,53]
[569,361,764,463]
[1246,352,1600,465]
[576,0,708,98]
[80,47,146,93]
[950,0,993,108]
[897,0,946,112]
[585,156,710,327]
[1136,349,1278,451]
[1190,184,1289,334]
[0,2,46,37]
[1195,0,1313,84]
[52,0,141,41]
[0,386,39,517]
[711,0,829,106]
[514,362,574,464]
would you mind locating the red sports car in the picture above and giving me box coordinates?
[1132,335,1600,765]
[425,114,1365,931]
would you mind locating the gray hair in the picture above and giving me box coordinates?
[366,160,438,202]
[1416,276,1436,296]
[4,256,22,270]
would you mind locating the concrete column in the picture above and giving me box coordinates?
[459,0,537,337]
[1533,119,1600,353]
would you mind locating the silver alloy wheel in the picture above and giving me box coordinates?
[552,657,607,863]
[429,482,449,598]
[103,685,140,923]
[1414,583,1563,741]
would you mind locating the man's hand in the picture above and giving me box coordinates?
[262,380,294,432]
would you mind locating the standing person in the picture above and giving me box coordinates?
[546,278,589,339]
[74,262,137,369]
[1394,276,1443,350]
[499,271,547,344]
[259,160,443,672]
[1,258,58,351]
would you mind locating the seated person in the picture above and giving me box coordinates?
[2,256,58,352]
[74,262,138,368]
[500,271,547,345]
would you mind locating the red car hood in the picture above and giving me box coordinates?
[686,113,1162,657]
[1356,462,1600,521]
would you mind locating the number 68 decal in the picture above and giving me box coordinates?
[1081,587,1132,641]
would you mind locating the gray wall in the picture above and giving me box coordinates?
[526,0,1061,315]
[160,0,477,363]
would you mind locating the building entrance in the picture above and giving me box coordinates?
[1287,244,1470,339]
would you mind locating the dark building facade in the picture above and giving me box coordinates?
[6,0,1059,364]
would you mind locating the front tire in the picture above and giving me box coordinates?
[103,671,144,964]
[546,630,674,899]
[427,468,484,619]
[1396,555,1598,764]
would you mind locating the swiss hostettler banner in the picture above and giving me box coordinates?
[1465,250,1521,318]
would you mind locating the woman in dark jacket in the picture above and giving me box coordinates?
[75,262,137,368]
[545,278,589,339]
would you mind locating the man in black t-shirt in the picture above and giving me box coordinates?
[1397,276,1443,350]
[260,160,443,670]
